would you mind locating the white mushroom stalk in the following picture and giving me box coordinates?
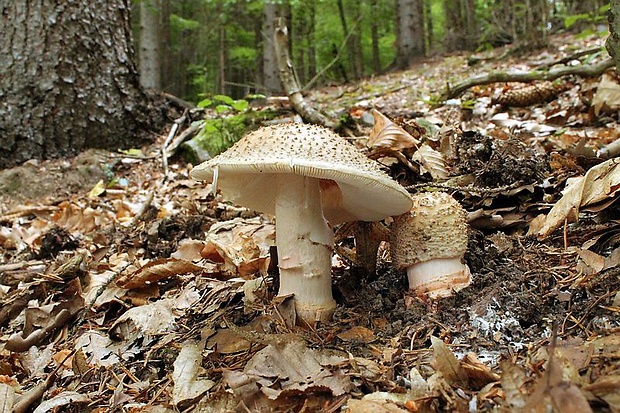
[391,192,471,298]
[191,123,413,325]
[275,175,335,323]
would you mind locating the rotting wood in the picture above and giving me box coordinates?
[274,18,338,129]
[443,57,615,100]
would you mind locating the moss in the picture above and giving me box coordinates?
[183,109,278,163]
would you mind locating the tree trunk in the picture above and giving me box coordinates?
[139,0,162,89]
[160,0,172,92]
[395,0,425,69]
[371,0,381,72]
[0,0,158,169]
[608,0,620,71]
[262,2,285,95]
[443,0,462,52]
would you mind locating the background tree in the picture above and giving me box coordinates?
[0,0,160,169]
[262,1,287,95]
[139,0,162,89]
[394,0,426,69]
[608,0,620,71]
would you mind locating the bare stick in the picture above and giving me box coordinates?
[274,18,338,129]
[443,57,615,99]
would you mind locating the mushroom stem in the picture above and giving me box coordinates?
[275,174,336,324]
[406,257,471,299]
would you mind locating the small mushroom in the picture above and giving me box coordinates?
[391,192,471,298]
[191,123,413,325]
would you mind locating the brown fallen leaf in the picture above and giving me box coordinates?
[116,258,213,289]
[538,158,620,238]
[367,109,419,157]
[222,339,352,402]
[337,326,376,343]
[430,336,468,385]
[345,399,409,413]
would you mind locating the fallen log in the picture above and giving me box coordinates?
[443,57,615,100]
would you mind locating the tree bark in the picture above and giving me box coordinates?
[607,0,620,72]
[262,2,284,95]
[139,0,162,89]
[0,0,159,169]
[395,0,425,69]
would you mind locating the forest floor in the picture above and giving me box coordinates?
[1,31,620,412]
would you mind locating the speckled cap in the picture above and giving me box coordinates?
[391,192,468,267]
[191,123,413,224]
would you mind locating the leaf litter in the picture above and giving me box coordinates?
[0,32,620,412]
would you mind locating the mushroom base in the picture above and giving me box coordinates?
[275,174,336,325]
[406,257,471,299]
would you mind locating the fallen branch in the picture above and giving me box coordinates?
[443,57,615,100]
[274,18,338,129]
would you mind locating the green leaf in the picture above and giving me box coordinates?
[215,104,231,113]
[214,95,234,105]
[564,13,589,29]
[231,99,249,112]
[197,98,213,108]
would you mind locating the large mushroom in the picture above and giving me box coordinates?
[391,192,471,298]
[191,123,412,325]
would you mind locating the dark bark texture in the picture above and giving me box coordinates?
[0,0,156,169]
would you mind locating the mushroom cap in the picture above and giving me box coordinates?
[191,123,413,224]
[391,192,468,268]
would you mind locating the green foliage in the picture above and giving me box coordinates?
[190,94,270,157]
[195,114,248,156]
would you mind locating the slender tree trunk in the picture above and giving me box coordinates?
[349,1,364,79]
[139,0,161,89]
[263,1,284,95]
[424,0,433,51]
[0,0,159,169]
[395,0,425,69]
[307,0,317,81]
[371,0,381,72]
[336,0,352,80]
[443,0,463,52]
[463,0,477,50]
[160,0,171,92]
[216,1,227,94]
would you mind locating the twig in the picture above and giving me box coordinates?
[274,18,338,129]
[536,46,605,70]
[404,181,525,196]
[162,110,188,177]
[443,57,615,99]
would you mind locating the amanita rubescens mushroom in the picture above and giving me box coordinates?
[391,192,471,298]
[191,123,412,325]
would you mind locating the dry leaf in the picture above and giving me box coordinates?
[337,326,376,343]
[223,339,351,401]
[172,340,215,406]
[460,352,500,387]
[592,73,620,115]
[500,361,527,410]
[584,375,620,412]
[346,399,408,413]
[411,143,448,180]
[116,258,209,289]
[538,158,620,238]
[0,383,15,413]
[367,109,419,157]
[32,392,90,413]
[430,336,467,385]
